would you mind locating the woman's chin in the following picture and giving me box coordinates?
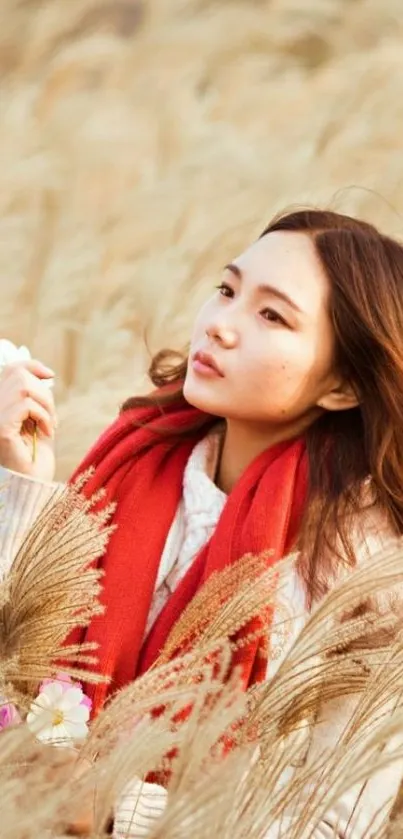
[183,377,227,416]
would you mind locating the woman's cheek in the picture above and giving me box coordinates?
[247,352,309,408]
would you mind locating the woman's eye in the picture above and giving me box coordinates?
[260,308,288,326]
[215,283,234,298]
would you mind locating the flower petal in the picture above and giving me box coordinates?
[58,687,85,711]
[50,724,75,747]
[64,705,90,725]
[64,721,89,742]
[29,693,52,713]
[34,725,55,743]
[0,703,20,729]
[0,340,18,365]
[38,682,64,705]
[27,708,53,734]
[57,674,74,692]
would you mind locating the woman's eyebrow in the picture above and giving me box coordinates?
[223,263,303,314]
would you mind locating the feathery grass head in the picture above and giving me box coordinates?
[0,473,115,707]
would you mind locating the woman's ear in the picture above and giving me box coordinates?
[317,381,359,412]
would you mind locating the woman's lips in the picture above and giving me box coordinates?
[191,350,224,378]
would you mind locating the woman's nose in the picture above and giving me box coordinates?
[205,322,238,348]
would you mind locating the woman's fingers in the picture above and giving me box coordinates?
[20,397,55,439]
[0,359,57,478]
[2,358,55,381]
[1,364,56,419]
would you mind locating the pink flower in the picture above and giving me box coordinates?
[0,702,21,731]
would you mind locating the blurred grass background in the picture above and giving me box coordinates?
[0,0,402,478]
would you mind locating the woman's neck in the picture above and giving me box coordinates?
[215,419,306,494]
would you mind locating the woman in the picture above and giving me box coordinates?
[0,208,403,836]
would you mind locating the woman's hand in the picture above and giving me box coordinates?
[0,359,57,482]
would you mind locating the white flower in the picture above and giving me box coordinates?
[0,339,31,369]
[0,339,53,387]
[26,682,90,747]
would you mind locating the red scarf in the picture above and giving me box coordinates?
[68,393,308,716]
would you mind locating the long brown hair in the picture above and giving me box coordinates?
[123,209,403,601]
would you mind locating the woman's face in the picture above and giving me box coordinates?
[184,231,353,431]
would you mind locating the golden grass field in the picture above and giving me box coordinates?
[1,0,403,478]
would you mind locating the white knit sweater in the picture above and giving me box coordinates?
[0,435,402,838]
